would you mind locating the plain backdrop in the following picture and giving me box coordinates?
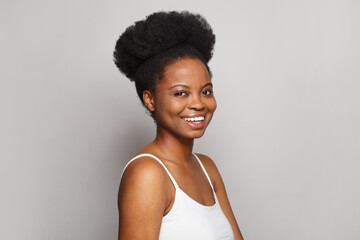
[1,0,360,239]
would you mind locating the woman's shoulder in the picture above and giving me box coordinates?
[118,154,172,238]
[119,153,171,209]
[194,153,223,190]
[121,153,168,183]
[194,153,218,171]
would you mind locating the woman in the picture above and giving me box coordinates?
[113,11,244,240]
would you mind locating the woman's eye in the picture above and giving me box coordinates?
[202,90,213,96]
[175,91,186,96]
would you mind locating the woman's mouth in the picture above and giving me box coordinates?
[181,116,205,128]
[181,116,205,122]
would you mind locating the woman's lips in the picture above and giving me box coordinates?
[182,116,205,121]
[181,115,205,129]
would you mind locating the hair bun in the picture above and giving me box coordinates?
[113,11,215,81]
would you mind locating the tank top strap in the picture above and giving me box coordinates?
[122,153,179,189]
[192,153,215,190]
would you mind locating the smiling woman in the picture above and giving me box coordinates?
[144,58,217,139]
[113,11,243,240]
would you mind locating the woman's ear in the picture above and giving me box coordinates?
[143,90,155,112]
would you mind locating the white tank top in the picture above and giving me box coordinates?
[123,153,235,240]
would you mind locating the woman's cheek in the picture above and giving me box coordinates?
[208,97,217,113]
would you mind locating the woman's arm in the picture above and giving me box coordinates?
[197,154,244,240]
[118,157,170,240]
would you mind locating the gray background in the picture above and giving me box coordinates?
[1,0,360,239]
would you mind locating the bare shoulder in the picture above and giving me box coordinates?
[119,155,171,210]
[120,156,169,194]
[194,153,222,189]
[194,153,217,168]
[122,156,166,178]
[118,156,170,239]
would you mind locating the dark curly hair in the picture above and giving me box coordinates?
[113,11,215,109]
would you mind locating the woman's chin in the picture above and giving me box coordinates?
[187,130,207,139]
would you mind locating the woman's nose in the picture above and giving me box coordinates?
[188,94,205,110]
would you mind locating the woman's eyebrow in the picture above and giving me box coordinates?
[202,82,213,88]
[169,84,190,89]
[169,82,213,90]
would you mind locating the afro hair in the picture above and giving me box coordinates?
[113,10,216,106]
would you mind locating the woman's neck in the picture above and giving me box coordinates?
[152,128,194,165]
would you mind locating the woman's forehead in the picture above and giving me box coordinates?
[161,58,211,87]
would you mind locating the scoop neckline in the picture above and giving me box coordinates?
[178,187,218,209]
[131,153,218,209]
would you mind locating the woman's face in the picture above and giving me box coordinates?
[147,57,217,139]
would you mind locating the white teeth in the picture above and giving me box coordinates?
[182,116,205,122]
